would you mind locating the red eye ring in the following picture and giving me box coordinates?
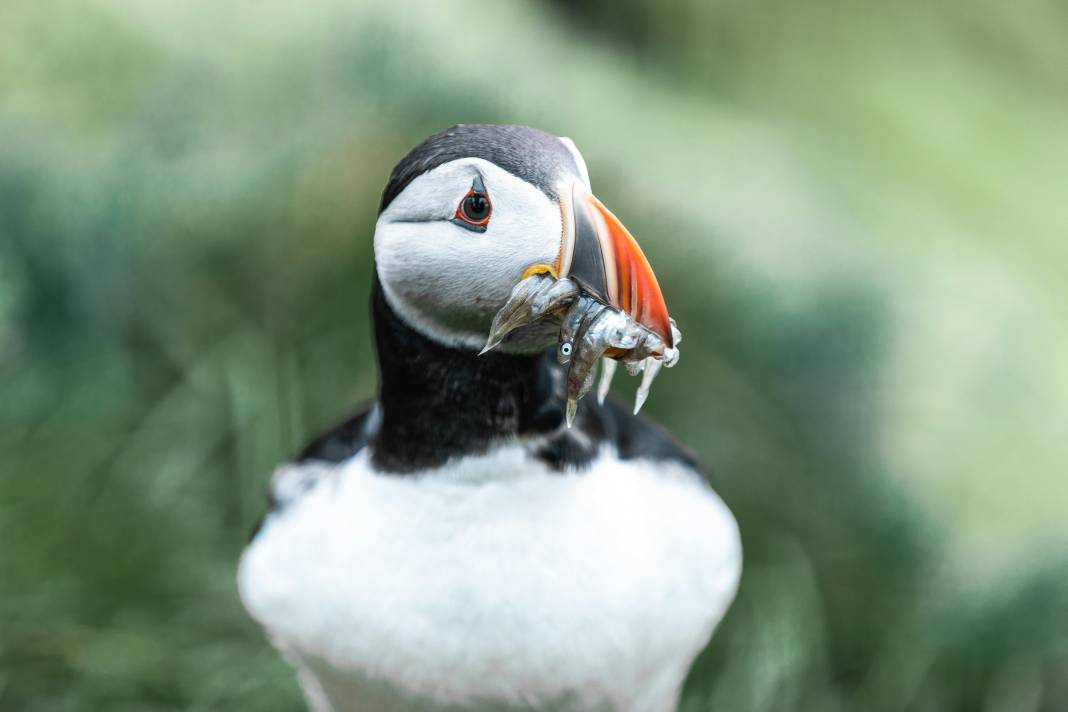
[454,179,492,230]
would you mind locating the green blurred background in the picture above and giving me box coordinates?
[2,0,1067,709]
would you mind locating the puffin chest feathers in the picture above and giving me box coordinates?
[238,445,741,712]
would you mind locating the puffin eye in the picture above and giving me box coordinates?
[452,176,492,232]
[462,193,490,222]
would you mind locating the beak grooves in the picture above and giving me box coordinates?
[563,185,674,348]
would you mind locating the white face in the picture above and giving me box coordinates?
[375,157,566,349]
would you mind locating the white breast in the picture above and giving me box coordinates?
[238,445,741,712]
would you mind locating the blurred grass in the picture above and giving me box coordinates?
[1,0,1067,710]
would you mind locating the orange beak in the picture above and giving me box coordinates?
[557,183,674,348]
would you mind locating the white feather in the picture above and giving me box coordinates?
[558,137,592,190]
[239,445,742,712]
[375,158,564,350]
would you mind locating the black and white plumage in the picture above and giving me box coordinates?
[239,125,742,712]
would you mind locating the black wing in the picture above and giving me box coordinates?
[297,406,377,464]
[247,406,376,542]
[533,397,705,476]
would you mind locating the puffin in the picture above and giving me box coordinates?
[238,124,742,712]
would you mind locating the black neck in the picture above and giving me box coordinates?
[370,279,565,472]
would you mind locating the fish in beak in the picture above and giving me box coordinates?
[482,182,681,423]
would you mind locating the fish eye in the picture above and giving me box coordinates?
[452,177,492,232]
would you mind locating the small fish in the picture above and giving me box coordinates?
[481,273,681,424]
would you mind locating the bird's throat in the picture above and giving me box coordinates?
[371,279,564,473]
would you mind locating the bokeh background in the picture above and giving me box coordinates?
[2,0,1067,709]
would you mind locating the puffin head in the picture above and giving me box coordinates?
[374,124,673,354]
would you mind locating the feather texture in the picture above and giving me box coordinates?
[240,445,741,712]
